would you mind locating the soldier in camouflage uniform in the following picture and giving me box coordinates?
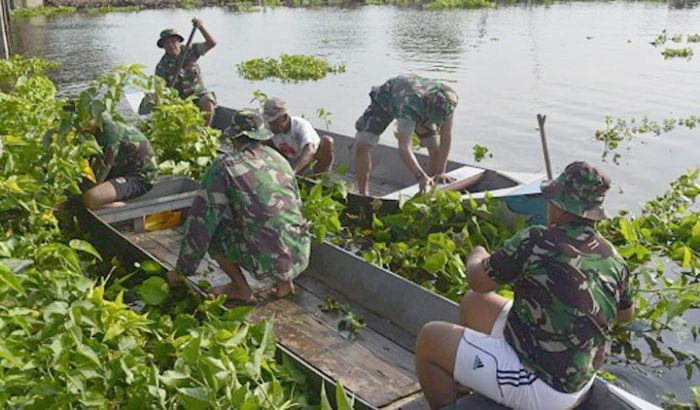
[354,75,458,195]
[415,161,635,410]
[155,18,217,126]
[170,109,310,302]
[82,113,158,210]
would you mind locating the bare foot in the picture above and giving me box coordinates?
[210,282,255,303]
[275,279,295,299]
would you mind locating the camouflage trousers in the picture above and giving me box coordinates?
[208,217,309,290]
[354,85,439,148]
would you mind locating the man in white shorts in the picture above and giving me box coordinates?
[263,97,334,174]
[415,161,635,410]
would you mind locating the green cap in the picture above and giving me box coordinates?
[540,161,611,221]
[157,29,184,48]
[223,109,274,141]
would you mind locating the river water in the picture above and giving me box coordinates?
[10,1,700,404]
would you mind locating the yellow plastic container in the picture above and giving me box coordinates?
[144,210,182,232]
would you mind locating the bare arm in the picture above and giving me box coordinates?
[293,144,317,174]
[397,131,433,193]
[466,246,499,293]
[193,18,217,52]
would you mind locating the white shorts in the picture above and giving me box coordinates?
[453,300,595,410]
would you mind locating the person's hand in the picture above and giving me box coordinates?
[433,173,457,184]
[469,245,490,258]
[192,18,203,29]
[418,175,434,194]
[166,270,185,286]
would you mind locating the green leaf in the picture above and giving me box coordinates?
[0,261,25,294]
[335,380,355,410]
[320,383,332,410]
[223,305,255,323]
[177,387,210,410]
[69,239,102,260]
[423,252,448,274]
[619,218,637,243]
[77,343,102,368]
[140,260,164,274]
[139,276,169,306]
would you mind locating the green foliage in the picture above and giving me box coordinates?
[650,30,697,59]
[11,6,76,18]
[0,55,96,242]
[316,107,333,129]
[319,297,366,339]
[0,57,317,408]
[594,115,700,163]
[357,192,521,300]
[130,70,220,180]
[85,5,142,15]
[663,47,694,60]
[599,168,700,379]
[250,89,269,109]
[237,54,346,82]
[425,0,495,10]
[299,176,348,242]
[660,386,700,409]
[472,144,492,162]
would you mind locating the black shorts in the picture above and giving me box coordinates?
[108,176,151,201]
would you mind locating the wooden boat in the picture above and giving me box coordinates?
[123,91,548,225]
[80,175,661,410]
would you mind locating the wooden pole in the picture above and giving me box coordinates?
[0,0,9,59]
[537,114,553,180]
[169,26,197,88]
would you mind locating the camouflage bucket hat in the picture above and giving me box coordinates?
[157,29,184,48]
[427,84,458,125]
[540,161,611,221]
[223,109,273,141]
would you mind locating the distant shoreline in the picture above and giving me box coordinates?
[45,1,233,9]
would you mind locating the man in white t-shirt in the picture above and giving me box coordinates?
[263,97,334,174]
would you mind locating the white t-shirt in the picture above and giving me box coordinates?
[271,116,320,160]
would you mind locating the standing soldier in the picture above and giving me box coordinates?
[170,110,310,302]
[415,161,635,410]
[354,74,458,195]
[155,18,217,126]
[82,113,158,210]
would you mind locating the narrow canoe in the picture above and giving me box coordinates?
[80,175,661,410]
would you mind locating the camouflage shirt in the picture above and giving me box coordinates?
[155,43,208,99]
[483,223,634,393]
[175,143,310,282]
[92,116,158,185]
[372,74,458,127]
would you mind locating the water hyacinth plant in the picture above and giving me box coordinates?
[237,54,346,82]
[0,55,325,409]
[594,115,700,163]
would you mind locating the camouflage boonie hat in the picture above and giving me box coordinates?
[157,29,184,48]
[540,161,611,221]
[223,109,274,141]
[426,84,458,125]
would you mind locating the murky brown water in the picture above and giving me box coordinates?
[11,1,700,403]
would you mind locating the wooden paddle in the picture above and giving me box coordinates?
[169,25,198,88]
